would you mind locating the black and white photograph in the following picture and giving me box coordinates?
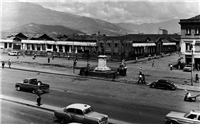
[1,0,200,124]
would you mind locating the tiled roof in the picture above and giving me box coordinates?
[179,14,200,23]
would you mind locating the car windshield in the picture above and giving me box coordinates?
[83,107,93,114]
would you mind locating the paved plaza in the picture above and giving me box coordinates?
[1,51,200,92]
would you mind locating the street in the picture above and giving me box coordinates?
[1,66,200,124]
[1,100,55,124]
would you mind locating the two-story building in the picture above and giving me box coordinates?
[179,15,200,69]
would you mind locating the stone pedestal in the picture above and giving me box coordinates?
[94,55,111,71]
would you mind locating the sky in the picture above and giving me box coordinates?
[2,0,200,24]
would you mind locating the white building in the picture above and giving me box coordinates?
[179,15,200,69]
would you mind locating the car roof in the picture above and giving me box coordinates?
[190,110,200,114]
[24,78,37,80]
[66,103,91,111]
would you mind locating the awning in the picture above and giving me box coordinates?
[132,43,155,47]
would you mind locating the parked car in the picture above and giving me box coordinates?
[149,79,177,90]
[15,78,50,94]
[183,65,193,72]
[54,103,109,124]
[8,51,20,56]
[165,110,200,124]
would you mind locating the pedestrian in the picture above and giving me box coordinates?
[36,89,43,106]
[36,94,41,106]
[142,74,146,84]
[197,64,200,71]
[2,61,5,68]
[168,61,171,67]
[195,74,199,83]
[73,59,77,73]
[48,57,50,63]
[112,72,116,81]
[138,73,143,84]
[139,67,142,74]
[8,59,11,68]
[152,60,155,67]
[170,64,173,71]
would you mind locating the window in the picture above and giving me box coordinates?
[9,43,12,48]
[67,108,75,113]
[37,44,40,51]
[75,109,84,115]
[186,28,191,35]
[195,28,200,35]
[187,114,197,119]
[32,44,35,50]
[115,43,118,48]
[185,43,192,51]
[42,44,46,50]
[24,79,28,83]
[5,43,7,48]
[107,43,111,48]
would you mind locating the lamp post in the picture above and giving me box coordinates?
[190,41,195,86]
[191,47,193,86]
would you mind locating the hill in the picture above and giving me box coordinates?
[4,23,85,36]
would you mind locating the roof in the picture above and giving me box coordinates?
[66,103,91,111]
[179,14,200,24]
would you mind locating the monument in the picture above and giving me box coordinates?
[94,55,111,71]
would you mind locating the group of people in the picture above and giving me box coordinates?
[1,59,11,68]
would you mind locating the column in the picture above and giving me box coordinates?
[75,46,77,53]
[69,46,72,53]
[63,45,65,53]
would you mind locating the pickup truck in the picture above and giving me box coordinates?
[15,78,50,94]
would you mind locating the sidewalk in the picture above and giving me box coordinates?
[1,95,134,124]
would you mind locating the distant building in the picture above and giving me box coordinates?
[179,15,200,68]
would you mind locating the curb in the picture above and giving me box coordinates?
[1,95,133,124]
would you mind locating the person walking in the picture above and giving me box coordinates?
[170,64,173,71]
[152,60,155,67]
[48,57,50,63]
[168,61,171,67]
[36,94,41,106]
[73,59,77,73]
[36,89,43,106]
[2,61,5,68]
[195,74,199,83]
[197,64,200,71]
[8,59,11,68]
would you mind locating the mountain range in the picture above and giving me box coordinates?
[2,2,181,36]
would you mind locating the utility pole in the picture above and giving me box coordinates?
[190,40,195,86]
[191,47,193,86]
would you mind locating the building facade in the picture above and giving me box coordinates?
[1,32,179,61]
[179,15,200,68]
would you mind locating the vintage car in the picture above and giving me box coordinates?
[183,65,193,72]
[149,79,177,90]
[165,110,200,124]
[8,51,20,56]
[54,103,109,124]
[15,78,50,94]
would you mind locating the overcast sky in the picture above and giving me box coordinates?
[3,0,200,24]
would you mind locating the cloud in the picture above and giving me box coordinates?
[32,1,199,24]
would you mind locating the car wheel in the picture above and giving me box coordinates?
[60,119,67,124]
[16,86,21,91]
[170,120,179,124]
[150,84,155,88]
[32,89,36,94]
